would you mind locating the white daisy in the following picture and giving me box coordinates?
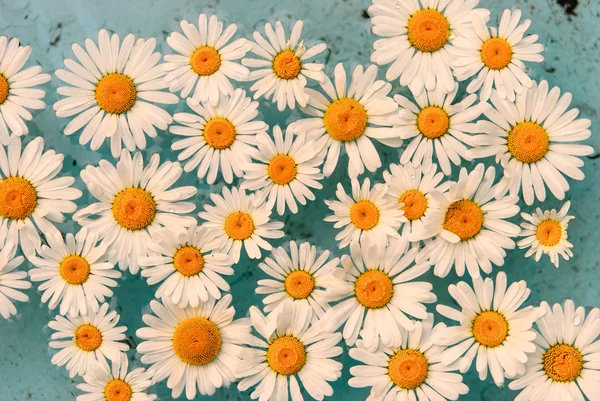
[452,9,544,102]
[49,302,128,378]
[73,150,197,275]
[436,271,543,387]
[368,0,489,95]
[509,300,600,401]
[243,20,326,111]
[0,36,51,145]
[290,63,400,178]
[0,241,31,319]
[170,88,267,185]
[0,135,81,256]
[54,29,179,158]
[349,314,469,401]
[136,295,250,399]
[468,81,594,205]
[416,163,521,279]
[198,186,284,263]
[234,302,343,401]
[163,14,251,105]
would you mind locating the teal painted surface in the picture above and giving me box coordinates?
[0,0,599,400]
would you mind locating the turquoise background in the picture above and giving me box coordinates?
[0,0,599,400]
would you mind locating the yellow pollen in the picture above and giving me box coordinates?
[388,349,429,390]
[59,255,91,285]
[95,73,137,114]
[173,246,205,277]
[224,212,255,241]
[355,269,394,309]
[104,379,133,401]
[350,200,380,231]
[324,98,368,142]
[0,176,38,220]
[268,155,297,185]
[203,117,237,150]
[74,324,103,352]
[272,49,302,80]
[190,46,222,76]
[481,37,513,70]
[543,344,583,383]
[399,190,428,221]
[536,220,562,247]
[112,187,156,231]
[443,199,484,241]
[0,74,9,105]
[407,9,450,53]
[284,271,315,300]
[472,311,509,347]
[417,106,449,139]
[266,336,307,375]
[507,122,549,164]
[172,317,222,365]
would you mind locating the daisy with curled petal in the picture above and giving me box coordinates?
[0,36,51,145]
[436,271,544,387]
[468,81,594,205]
[290,63,400,178]
[54,29,179,158]
[73,150,197,275]
[243,20,326,111]
[0,241,31,319]
[163,14,251,106]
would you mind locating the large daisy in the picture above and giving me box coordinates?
[73,150,197,275]
[0,241,31,319]
[54,29,178,158]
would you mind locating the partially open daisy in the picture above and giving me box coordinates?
[54,29,178,158]
[416,164,521,279]
[163,14,251,105]
[73,150,197,274]
[290,63,400,178]
[170,88,266,185]
[0,135,81,256]
[509,300,600,401]
[235,302,343,401]
[0,241,31,319]
[468,81,594,205]
[243,20,326,111]
[49,303,128,378]
[198,186,284,263]
[0,36,51,145]
[136,295,250,399]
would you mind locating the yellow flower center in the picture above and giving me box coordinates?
[74,324,103,352]
[0,176,38,220]
[472,311,509,348]
[0,73,9,105]
[355,269,394,309]
[443,199,484,241]
[507,122,549,164]
[284,271,315,300]
[536,220,562,247]
[173,246,204,277]
[95,73,137,115]
[272,49,302,80]
[112,187,157,231]
[417,106,449,139]
[203,117,237,150]
[224,211,255,241]
[407,9,450,53]
[104,379,133,401]
[350,200,380,231]
[172,317,222,365]
[481,37,513,70]
[324,98,368,142]
[266,336,306,375]
[268,155,297,185]
[399,189,428,221]
[388,349,429,390]
[543,344,583,383]
[190,46,222,76]
[59,255,91,285]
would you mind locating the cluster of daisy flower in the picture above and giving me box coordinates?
[0,0,597,401]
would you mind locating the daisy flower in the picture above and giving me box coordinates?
[452,9,544,102]
[518,201,574,268]
[139,223,233,307]
[290,63,400,178]
[320,238,436,351]
[436,271,543,387]
[392,83,482,176]
[243,20,326,111]
[368,0,489,95]
[136,295,250,399]
[468,81,594,205]
[54,29,178,158]
[170,88,267,185]
[235,302,343,401]
[73,150,197,275]
[241,125,325,215]
[198,186,284,263]
[49,302,128,378]
[0,36,51,144]
[163,14,251,105]
[509,300,600,401]
[0,241,31,319]
[0,135,81,256]
[416,164,521,279]
[324,177,404,251]
[349,314,469,401]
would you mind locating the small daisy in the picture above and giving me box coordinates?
[170,88,267,185]
[468,81,594,205]
[509,300,600,401]
[349,314,469,401]
[392,83,482,176]
[243,20,326,111]
[54,29,178,158]
[436,271,543,387]
[368,0,489,95]
[241,125,325,215]
[0,36,51,144]
[452,9,544,102]
[139,223,233,307]
[73,150,197,274]
[49,302,128,378]
[0,135,81,256]
[0,241,31,319]
[235,302,343,401]
[320,239,436,351]
[416,164,521,279]
[136,295,250,399]
[163,14,251,105]
[324,177,404,251]
[198,186,284,263]
[290,63,400,178]
[255,240,339,321]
